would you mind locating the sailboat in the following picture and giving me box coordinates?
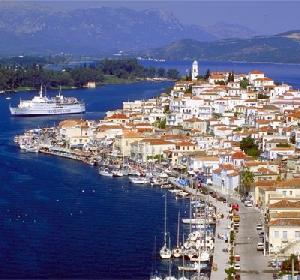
[172,211,182,258]
[150,237,163,280]
[178,233,189,280]
[164,237,177,280]
[160,195,172,259]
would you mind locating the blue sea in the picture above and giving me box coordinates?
[0,61,299,279]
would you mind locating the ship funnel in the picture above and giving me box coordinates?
[39,85,43,97]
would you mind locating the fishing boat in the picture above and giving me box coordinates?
[99,168,113,177]
[160,196,172,259]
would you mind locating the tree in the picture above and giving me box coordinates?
[225,266,236,280]
[147,67,156,78]
[240,78,249,89]
[290,133,296,144]
[228,71,235,82]
[166,68,179,80]
[240,168,254,193]
[281,254,300,274]
[157,118,166,129]
[157,68,166,78]
[204,69,210,80]
[240,136,260,157]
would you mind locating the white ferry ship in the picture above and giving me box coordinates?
[9,86,85,116]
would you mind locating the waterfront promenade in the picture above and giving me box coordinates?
[210,198,229,280]
[208,184,272,280]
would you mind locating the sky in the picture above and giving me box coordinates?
[10,1,300,35]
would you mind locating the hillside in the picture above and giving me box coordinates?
[140,31,300,63]
[0,5,216,56]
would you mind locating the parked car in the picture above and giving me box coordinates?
[234,263,241,271]
[257,242,264,251]
[244,201,253,207]
[256,224,263,231]
[234,222,240,228]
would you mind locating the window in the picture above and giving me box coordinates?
[295,231,300,239]
[274,231,279,238]
[282,231,288,240]
[282,191,287,197]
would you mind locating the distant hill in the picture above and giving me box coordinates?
[140,31,300,63]
[0,4,260,56]
[0,5,217,56]
[204,22,257,39]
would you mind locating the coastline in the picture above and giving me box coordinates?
[0,77,173,94]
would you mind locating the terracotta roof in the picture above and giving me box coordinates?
[59,119,87,128]
[97,124,123,131]
[123,131,144,139]
[161,135,188,141]
[269,199,300,209]
[184,117,203,123]
[269,219,300,227]
[232,151,246,160]
[106,113,128,120]
[256,167,277,175]
[250,70,264,74]
[141,139,175,146]
[272,212,300,219]
[176,141,196,147]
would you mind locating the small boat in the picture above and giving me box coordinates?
[172,212,182,258]
[178,262,207,271]
[150,276,163,280]
[129,176,150,184]
[164,243,176,280]
[112,170,125,177]
[160,196,172,259]
[24,145,39,153]
[182,218,205,225]
[160,244,172,259]
[6,97,11,100]
[99,169,113,177]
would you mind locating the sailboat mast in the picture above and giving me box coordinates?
[182,233,185,278]
[164,195,167,246]
[189,198,192,234]
[177,211,180,247]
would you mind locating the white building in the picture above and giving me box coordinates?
[192,60,199,81]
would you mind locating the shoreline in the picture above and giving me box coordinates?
[0,78,173,95]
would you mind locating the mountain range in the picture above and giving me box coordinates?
[0,4,255,56]
[140,31,300,63]
[0,4,299,64]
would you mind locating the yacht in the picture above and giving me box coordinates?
[129,176,150,184]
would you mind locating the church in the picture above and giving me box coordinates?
[192,60,199,81]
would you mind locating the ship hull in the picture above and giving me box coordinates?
[10,104,85,116]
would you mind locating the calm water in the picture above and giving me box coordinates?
[1,81,189,279]
[0,61,299,279]
[142,60,300,88]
